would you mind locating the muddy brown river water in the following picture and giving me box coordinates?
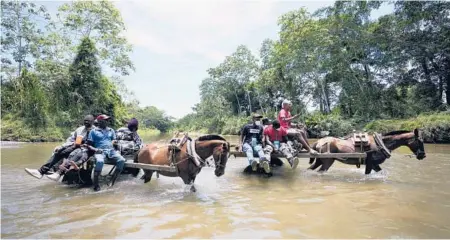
[1,135,450,239]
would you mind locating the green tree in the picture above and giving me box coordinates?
[66,37,103,118]
[56,0,134,76]
[1,0,50,77]
[207,45,259,115]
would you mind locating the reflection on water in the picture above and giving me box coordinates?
[1,136,450,238]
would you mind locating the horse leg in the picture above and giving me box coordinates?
[130,153,141,177]
[308,159,323,171]
[190,176,197,193]
[318,159,333,172]
[364,151,374,175]
[323,159,335,171]
[318,158,334,172]
[373,164,382,172]
[142,170,154,183]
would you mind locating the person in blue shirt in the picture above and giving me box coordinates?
[85,114,125,191]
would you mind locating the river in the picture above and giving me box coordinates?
[2,135,450,239]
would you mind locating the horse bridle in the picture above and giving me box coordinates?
[210,142,229,169]
[408,136,425,157]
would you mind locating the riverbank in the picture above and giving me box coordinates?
[2,112,449,143]
[0,117,162,143]
[365,112,450,143]
[173,112,450,143]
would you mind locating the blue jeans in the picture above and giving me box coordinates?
[94,149,125,172]
[242,143,266,165]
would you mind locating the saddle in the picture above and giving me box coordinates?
[351,132,371,152]
[168,133,191,166]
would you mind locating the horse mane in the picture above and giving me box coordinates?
[383,130,411,136]
[196,134,227,142]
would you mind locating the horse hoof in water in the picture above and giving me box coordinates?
[190,185,197,192]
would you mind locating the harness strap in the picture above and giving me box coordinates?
[373,132,392,158]
[187,139,204,167]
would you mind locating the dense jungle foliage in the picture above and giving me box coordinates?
[1,0,172,141]
[174,1,450,142]
[1,1,449,143]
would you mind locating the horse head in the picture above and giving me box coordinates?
[408,129,426,160]
[196,135,231,177]
[383,128,426,160]
[212,141,230,177]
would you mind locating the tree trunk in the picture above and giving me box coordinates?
[421,58,432,82]
[446,69,450,106]
[431,60,444,104]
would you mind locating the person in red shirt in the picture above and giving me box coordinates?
[278,99,318,155]
[263,120,299,170]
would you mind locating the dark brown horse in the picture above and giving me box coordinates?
[308,129,426,174]
[136,134,230,192]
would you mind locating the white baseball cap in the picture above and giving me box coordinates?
[282,99,292,106]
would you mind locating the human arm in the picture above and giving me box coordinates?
[60,129,78,148]
[263,129,275,149]
[111,129,118,145]
[134,132,143,148]
[260,127,266,148]
[281,114,299,122]
[83,130,102,153]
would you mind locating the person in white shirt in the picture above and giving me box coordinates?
[24,115,95,179]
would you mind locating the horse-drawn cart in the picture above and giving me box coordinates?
[228,144,367,159]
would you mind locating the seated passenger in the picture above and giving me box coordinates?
[239,113,269,173]
[263,120,299,170]
[86,114,125,192]
[46,145,96,181]
[262,118,271,130]
[24,115,95,179]
[278,99,318,154]
[115,118,143,156]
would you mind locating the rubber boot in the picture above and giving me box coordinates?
[93,171,101,191]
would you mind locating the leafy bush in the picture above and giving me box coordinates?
[364,112,450,143]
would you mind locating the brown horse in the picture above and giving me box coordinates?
[308,129,426,174]
[136,134,230,192]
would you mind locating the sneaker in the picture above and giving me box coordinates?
[261,161,271,174]
[251,160,258,171]
[24,168,43,179]
[46,172,61,181]
[290,158,300,169]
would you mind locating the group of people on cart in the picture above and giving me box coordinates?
[24,114,143,192]
[24,99,315,190]
[238,99,318,174]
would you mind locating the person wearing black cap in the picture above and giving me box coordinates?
[24,115,95,180]
[239,113,270,173]
[86,114,125,191]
